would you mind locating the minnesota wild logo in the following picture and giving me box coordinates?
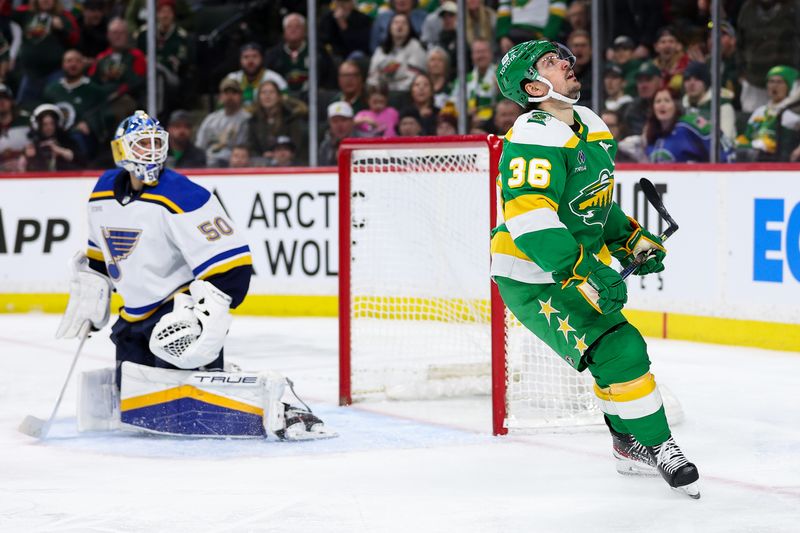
[568,169,614,226]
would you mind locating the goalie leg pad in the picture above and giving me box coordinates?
[118,362,337,440]
[119,361,270,438]
[77,367,120,432]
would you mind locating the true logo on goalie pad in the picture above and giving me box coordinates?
[101,227,142,280]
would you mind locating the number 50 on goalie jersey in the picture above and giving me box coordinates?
[85,168,252,321]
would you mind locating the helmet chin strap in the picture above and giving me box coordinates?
[527,77,580,105]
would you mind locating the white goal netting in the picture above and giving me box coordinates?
[341,139,682,432]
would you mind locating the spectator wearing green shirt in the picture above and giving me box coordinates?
[43,49,106,159]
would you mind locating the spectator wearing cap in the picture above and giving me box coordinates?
[89,18,146,122]
[419,1,458,66]
[268,135,298,167]
[194,78,251,167]
[368,13,427,93]
[354,80,398,137]
[43,49,106,159]
[737,0,800,113]
[603,65,633,115]
[652,26,689,94]
[448,38,498,124]
[320,0,373,61]
[737,66,800,162]
[165,110,206,168]
[610,35,643,96]
[422,0,495,52]
[0,85,31,171]
[11,0,80,107]
[566,29,592,107]
[682,61,736,142]
[77,0,110,59]
[319,101,354,165]
[135,0,192,117]
[369,0,427,53]
[396,107,423,136]
[21,103,84,171]
[224,42,289,114]
[247,80,308,165]
[621,61,661,136]
[264,13,336,98]
[332,60,369,114]
[496,0,566,55]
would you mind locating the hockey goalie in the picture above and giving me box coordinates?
[55,110,334,441]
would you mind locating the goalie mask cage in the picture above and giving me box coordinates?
[338,135,682,435]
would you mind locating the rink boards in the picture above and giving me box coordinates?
[0,164,798,351]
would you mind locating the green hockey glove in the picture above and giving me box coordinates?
[561,245,627,314]
[615,218,666,276]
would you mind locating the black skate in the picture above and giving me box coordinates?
[647,437,701,499]
[605,417,658,477]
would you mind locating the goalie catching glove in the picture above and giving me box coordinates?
[613,218,666,276]
[560,245,627,315]
[149,279,233,369]
[56,252,113,338]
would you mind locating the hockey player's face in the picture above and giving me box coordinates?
[131,137,163,159]
[536,53,580,97]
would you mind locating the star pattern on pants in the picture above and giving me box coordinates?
[556,315,575,341]
[573,334,589,356]
[538,297,560,325]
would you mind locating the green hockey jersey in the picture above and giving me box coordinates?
[491,105,635,285]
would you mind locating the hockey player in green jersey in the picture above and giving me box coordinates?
[492,40,700,498]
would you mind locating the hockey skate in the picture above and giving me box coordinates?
[647,437,700,499]
[275,403,336,441]
[608,427,658,477]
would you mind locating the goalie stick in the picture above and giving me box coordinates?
[19,321,91,439]
[620,178,680,280]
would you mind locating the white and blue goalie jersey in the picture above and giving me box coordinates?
[85,168,252,321]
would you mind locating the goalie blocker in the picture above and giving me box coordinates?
[78,362,336,441]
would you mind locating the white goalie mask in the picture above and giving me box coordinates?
[111,110,169,185]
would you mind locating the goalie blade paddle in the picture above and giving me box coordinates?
[19,415,48,438]
[619,178,680,280]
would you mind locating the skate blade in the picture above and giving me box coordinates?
[672,482,701,499]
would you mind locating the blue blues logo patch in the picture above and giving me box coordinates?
[102,227,142,280]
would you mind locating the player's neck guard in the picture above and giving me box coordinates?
[527,77,580,105]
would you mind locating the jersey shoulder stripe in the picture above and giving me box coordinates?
[193,245,253,279]
[145,169,211,214]
[505,111,575,147]
[574,105,613,142]
[90,169,123,197]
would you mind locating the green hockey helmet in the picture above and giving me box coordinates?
[496,40,578,106]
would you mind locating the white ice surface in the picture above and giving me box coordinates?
[1,315,799,532]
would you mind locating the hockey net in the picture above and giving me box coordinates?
[338,136,682,434]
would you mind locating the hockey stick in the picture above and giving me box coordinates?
[19,321,92,439]
[619,178,679,280]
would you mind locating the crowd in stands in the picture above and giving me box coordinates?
[2,0,800,170]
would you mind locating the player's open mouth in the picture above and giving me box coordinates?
[566,72,575,80]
